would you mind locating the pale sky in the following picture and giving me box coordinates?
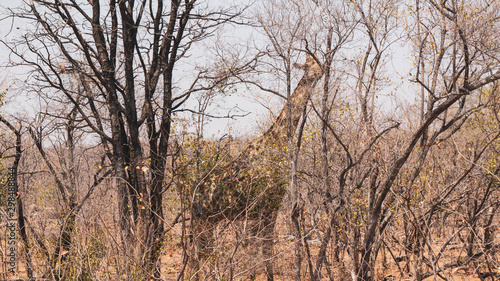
[0,0,417,140]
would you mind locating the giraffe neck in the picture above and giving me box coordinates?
[259,57,323,147]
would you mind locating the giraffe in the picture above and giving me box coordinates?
[190,54,323,280]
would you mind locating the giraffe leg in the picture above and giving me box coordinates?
[262,211,278,281]
[247,219,260,281]
[189,219,216,281]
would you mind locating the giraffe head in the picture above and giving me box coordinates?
[302,54,323,80]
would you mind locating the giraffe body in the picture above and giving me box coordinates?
[190,55,323,280]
